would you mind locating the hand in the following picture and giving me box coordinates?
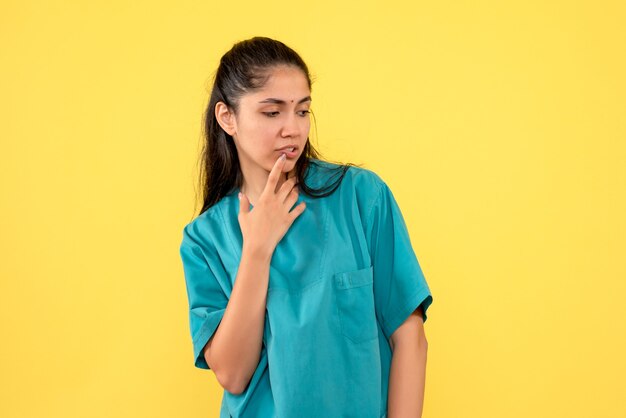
[237,154,306,257]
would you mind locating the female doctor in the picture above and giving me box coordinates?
[179,36,433,418]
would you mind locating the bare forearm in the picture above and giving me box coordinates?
[206,244,272,394]
[387,337,428,418]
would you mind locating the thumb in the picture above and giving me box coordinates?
[238,192,250,214]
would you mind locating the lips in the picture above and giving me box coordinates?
[276,145,297,152]
[276,145,298,158]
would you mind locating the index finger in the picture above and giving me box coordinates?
[263,153,287,196]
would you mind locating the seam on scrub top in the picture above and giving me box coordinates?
[215,202,243,299]
[369,178,408,328]
[316,181,332,280]
[216,200,241,263]
[364,176,385,233]
[363,178,386,321]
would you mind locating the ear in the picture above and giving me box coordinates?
[215,101,237,137]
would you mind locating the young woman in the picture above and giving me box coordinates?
[179,36,433,418]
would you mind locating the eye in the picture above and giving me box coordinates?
[299,110,311,117]
[263,111,279,117]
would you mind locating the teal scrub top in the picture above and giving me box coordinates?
[179,158,433,418]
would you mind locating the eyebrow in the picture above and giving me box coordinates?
[258,96,312,104]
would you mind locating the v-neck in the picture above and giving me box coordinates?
[232,159,316,210]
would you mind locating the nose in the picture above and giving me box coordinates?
[281,112,301,138]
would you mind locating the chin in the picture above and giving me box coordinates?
[264,153,299,173]
[280,161,295,172]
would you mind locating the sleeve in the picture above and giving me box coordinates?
[365,180,433,341]
[179,227,229,370]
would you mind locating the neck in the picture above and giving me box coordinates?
[240,161,296,206]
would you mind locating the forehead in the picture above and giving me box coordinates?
[246,66,310,102]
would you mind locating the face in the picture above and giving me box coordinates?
[219,65,311,176]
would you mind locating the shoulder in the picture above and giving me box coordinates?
[180,198,230,252]
[308,158,386,196]
[308,158,387,215]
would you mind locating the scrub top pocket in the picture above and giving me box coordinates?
[333,265,378,344]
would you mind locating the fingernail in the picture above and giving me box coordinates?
[280,153,286,160]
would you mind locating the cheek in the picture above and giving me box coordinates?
[246,126,277,154]
[239,120,270,143]
[246,116,275,135]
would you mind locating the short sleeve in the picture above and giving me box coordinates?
[179,227,229,370]
[365,180,433,341]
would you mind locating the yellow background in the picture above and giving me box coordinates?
[1,0,624,417]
